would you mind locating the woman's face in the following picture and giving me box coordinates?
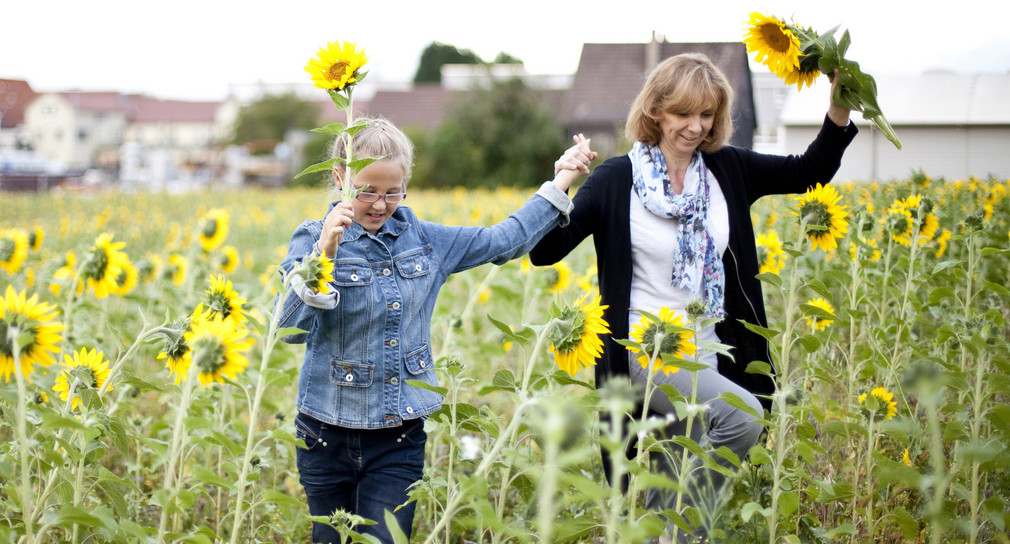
[334,160,406,234]
[656,102,715,159]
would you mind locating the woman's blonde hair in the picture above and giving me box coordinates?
[331,116,415,184]
[624,53,735,152]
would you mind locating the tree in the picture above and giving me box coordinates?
[413,42,483,84]
[420,78,567,189]
[231,93,319,150]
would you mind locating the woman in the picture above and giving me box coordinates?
[531,53,856,540]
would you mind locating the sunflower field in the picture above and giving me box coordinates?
[1,172,1009,544]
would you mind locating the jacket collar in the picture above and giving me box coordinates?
[326,203,411,241]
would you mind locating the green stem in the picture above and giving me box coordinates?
[158,364,198,542]
[12,336,35,542]
[228,287,292,543]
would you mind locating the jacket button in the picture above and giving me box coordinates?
[391,301,401,310]
[406,406,414,414]
[350,274,359,281]
[382,268,391,276]
[390,377,399,385]
[389,339,398,347]
[419,360,426,368]
[415,264,423,272]
[345,374,354,382]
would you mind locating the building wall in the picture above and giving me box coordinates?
[24,94,128,170]
[783,123,1010,182]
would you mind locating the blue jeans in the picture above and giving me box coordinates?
[295,413,427,544]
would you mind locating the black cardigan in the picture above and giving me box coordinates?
[530,117,857,411]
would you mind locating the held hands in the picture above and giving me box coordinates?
[552,134,597,192]
[318,201,354,259]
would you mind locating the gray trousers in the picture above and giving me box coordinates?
[630,354,764,540]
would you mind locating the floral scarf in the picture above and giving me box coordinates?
[629,142,726,318]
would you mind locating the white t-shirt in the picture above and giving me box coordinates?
[628,159,730,366]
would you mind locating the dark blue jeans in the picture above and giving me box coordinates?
[295,413,427,544]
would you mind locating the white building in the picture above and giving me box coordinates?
[24,92,132,171]
[778,71,1010,182]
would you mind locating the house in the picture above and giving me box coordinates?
[778,71,1010,181]
[564,39,756,158]
[0,78,37,150]
[23,91,134,171]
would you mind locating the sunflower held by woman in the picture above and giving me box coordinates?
[305,41,369,92]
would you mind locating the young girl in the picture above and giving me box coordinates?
[276,117,595,543]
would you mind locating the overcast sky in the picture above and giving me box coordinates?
[6,0,1010,101]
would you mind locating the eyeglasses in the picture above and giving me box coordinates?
[354,190,407,204]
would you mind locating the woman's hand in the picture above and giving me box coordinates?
[318,201,354,259]
[552,134,597,192]
[827,68,851,128]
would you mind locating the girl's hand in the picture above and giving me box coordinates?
[553,134,597,192]
[318,201,354,259]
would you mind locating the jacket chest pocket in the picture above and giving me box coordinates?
[394,254,431,279]
[330,361,373,387]
[393,254,432,308]
[332,265,374,287]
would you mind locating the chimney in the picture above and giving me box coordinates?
[645,31,663,72]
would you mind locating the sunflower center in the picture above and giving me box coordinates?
[759,23,791,53]
[0,238,15,262]
[206,290,233,319]
[640,323,683,358]
[192,336,227,375]
[553,307,588,353]
[799,201,832,235]
[202,218,219,239]
[83,246,110,280]
[328,61,351,80]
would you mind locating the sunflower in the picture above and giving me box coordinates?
[902,448,912,466]
[28,227,44,251]
[137,254,162,284]
[51,347,112,410]
[743,12,801,75]
[198,209,230,252]
[202,275,248,324]
[0,285,64,383]
[934,228,952,258]
[628,307,696,375]
[794,183,849,252]
[293,251,335,294]
[158,314,194,385]
[804,297,835,331]
[776,23,821,90]
[184,312,253,387]
[849,236,882,263]
[549,294,610,377]
[885,204,914,246]
[167,253,187,287]
[304,41,368,91]
[218,245,239,274]
[547,260,572,293]
[891,195,939,246]
[756,231,787,274]
[0,228,29,274]
[49,250,85,297]
[858,386,898,421]
[82,232,130,298]
[113,260,139,296]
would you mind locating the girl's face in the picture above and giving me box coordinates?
[334,160,406,235]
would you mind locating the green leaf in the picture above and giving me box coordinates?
[982,280,1010,297]
[719,391,762,418]
[192,465,232,489]
[328,91,350,110]
[275,326,307,338]
[294,157,345,179]
[890,506,919,541]
[745,360,773,377]
[755,272,783,290]
[778,490,800,517]
[404,379,448,397]
[740,501,772,522]
[310,122,346,135]
[740,319,780,341]
[347,156,382,174]
[798,334,822,353]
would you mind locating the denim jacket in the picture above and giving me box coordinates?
[277,182,572,429]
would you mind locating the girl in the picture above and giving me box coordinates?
[277,116,594,543]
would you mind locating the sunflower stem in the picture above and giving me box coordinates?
[11,335,35,542]
[158,362,198,542]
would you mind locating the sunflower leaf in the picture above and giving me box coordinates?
[310,122,347,135]
[294,157,345,179]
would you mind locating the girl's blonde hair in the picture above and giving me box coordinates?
[625,53,735,152]
[331,116,415,184]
